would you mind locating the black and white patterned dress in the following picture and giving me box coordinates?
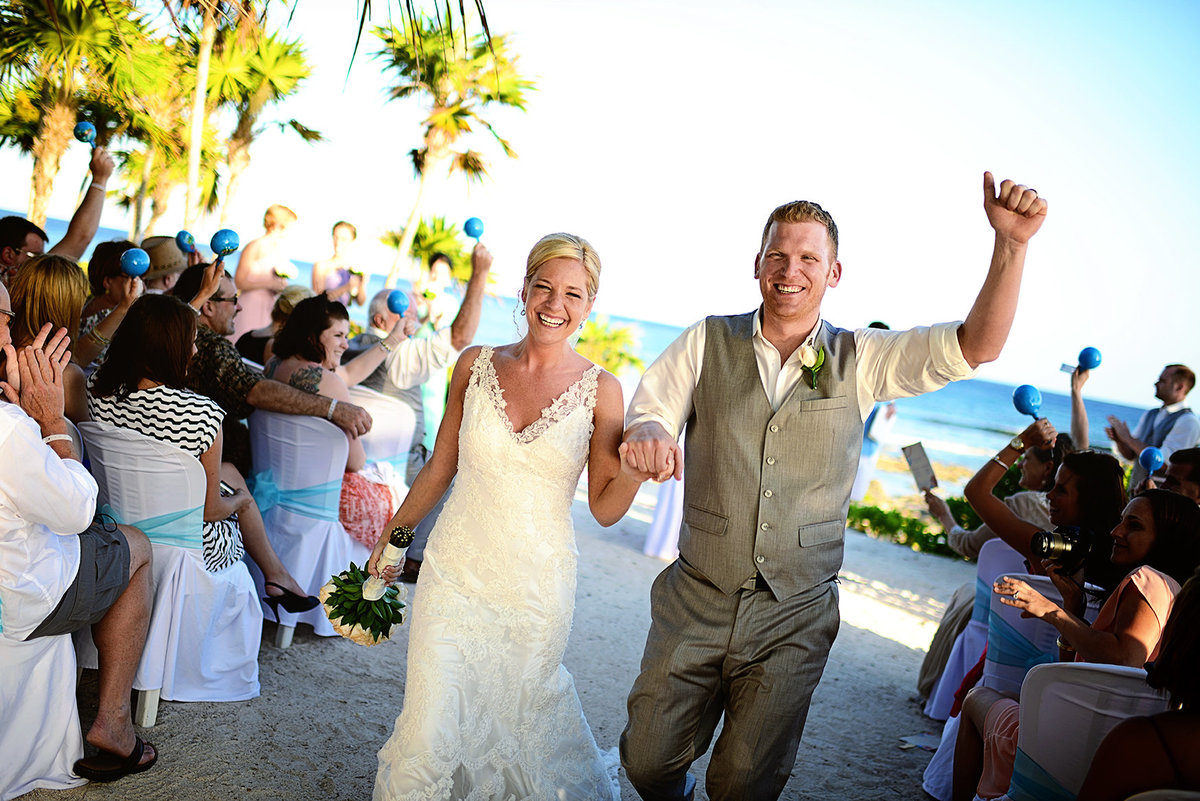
[87,383,245,572]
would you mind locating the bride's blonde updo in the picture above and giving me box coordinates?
[524,233,601,300]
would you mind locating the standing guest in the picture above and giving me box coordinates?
[311,221,366,307]
[1106,364,1200,490]
[619,173,1048,801]
[267,296,409,547]
[7,254,92,423]
[236,284,314,366]
[232,204,297,341]
[170,263,372,479]
[0,311,157,782]
[0,146,115,287]
[1076,573,1200,801]
[345,242,492,581]
[87,294,317,609]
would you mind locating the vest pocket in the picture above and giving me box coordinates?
[684,504,728,537]
[796,395,848,411]
[797,520,844,547]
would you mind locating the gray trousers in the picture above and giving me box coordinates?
[621,558,840,801]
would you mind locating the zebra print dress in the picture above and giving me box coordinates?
[86,383,245,572]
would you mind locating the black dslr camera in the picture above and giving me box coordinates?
[1030,525,1092,574]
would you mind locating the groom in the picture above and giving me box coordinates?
[618,173,1048,801]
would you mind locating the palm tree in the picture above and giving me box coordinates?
[382,216,472,282]
[373,16,533,286]
[576,317,645,377]
[216,31,321,225]
[0,0,161,226]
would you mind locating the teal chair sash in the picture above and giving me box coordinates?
[1009,745,1075,801]
[972,576,992,623]
[99,503,204,549]
[249,470,341,522]
[988,610,1056,672]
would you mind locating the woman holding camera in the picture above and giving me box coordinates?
[964,424,1126,591]
[953,488,1200,801]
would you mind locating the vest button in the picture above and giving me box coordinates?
[755,554,766,563]
[765,456,776,465]
[760,522,769,530]
[763,489,773,498]
[769,424,780,433]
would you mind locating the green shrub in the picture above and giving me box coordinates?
[847,503,963,559]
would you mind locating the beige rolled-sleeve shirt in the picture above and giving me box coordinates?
[627,310,975,438]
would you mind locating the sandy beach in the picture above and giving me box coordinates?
[22,485,971,801]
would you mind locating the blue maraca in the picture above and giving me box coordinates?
[175,230,197,254]
[387,290,410,316]
[464,217,484,240]
[210,229,240,265]
[119,248,150,277]
[73,121,96,146]
[1012,384,1042,419]
[1078,347,1102,371]
[1139,446,1165,475]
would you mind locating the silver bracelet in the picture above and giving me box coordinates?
[42,434,73,444]
[326,397,338,421]
[991,455,1010,470]
[87,182,105,193]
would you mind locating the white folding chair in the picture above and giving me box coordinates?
[247,411,369,647]
[1006,662,1169,801]
[77,422,262,726]
[348,385,417,472]
[925,538,1027,720]
[0,632,85,799]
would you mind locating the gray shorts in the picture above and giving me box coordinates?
[27,517,131,640]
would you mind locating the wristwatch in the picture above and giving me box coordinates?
[1010,435,1026,452]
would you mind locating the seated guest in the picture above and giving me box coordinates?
[77,241,142,368]
[267,295,409,547]
[236,284,314,366]
[966,431,1126,591]
[170,263,372,479]
[87,294,316,611]
[1156,446,1200,503]
[1077,573,1200,801]
[0,312,157,781]
[8,254,91,423]
[954,489,1200,801]
[139,236,190,294]
[0,146,114,287]
[916,424,1072,704]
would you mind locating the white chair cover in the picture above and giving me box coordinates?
[922,712,960,801]
[1006,662,1169,801]
[248,411,369,637]
[982,574,1103,697]
[925,538,1027,720]
[0,633,85,799]
[348,385,418,471]
[77,421,261,705]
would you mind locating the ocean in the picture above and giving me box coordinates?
[16,210,1149,499]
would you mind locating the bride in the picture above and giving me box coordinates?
[369,232,657,800]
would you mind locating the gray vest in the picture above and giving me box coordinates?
[681,313,862,600]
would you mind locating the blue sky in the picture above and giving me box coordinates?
[3,0,1198,407]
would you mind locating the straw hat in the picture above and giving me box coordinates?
[140,236,188,280]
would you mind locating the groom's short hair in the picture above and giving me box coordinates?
[759,201,839,259]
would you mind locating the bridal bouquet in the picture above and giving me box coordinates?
[320,562,407,646]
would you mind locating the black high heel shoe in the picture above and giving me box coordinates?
[262,581,320,621]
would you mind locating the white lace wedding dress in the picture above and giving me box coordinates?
[374,347,620,801]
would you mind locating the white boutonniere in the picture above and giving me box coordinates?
[799,344,826,389]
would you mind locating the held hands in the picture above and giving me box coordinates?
[1042,558,1086,617]
[983,172,1048,244]
[367,535,401,582]
[1071,367,1090,395]
[1105,416,1131,446]
[191,261,224,309]
[994,574,1060,620]
[89,146,115,184]
[621,422,683,483]
[923,490,954,530]
[113,275,143,309]
[1019,417,1057,450]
